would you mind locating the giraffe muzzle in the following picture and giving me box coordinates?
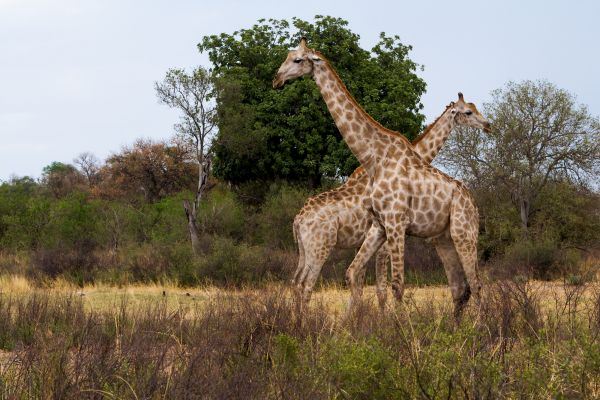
[272,74,284,89]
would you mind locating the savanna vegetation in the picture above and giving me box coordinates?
[1,15,600,397]
[2,279,600,398]
[2,17,598,288]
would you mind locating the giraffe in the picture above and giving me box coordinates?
[273,38,490,316]
[292,94,490,311]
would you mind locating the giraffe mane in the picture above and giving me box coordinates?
[411,102,453,146]
[349,165,366,178]
[348,103,452,178]
[312,50,413,146]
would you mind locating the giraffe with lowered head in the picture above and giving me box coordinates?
[292,93,490,312]
[273,38,490,315]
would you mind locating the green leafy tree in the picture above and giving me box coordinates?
[439,80,600,231]
[199,16,426,187]
[0,177,49,250]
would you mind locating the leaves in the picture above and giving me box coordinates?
[199,16,426,185]
[438,80,600,229]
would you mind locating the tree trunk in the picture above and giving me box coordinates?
[519,198,530,232]
[183,199,202,255]
[184,157,211,256]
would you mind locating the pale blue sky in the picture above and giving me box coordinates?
[1,0,598,180]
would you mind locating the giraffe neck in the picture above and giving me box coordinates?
[312,60,411,171]
[412,106,456,164]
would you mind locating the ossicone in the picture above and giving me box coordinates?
[299,37,308,49]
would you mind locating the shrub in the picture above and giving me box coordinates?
[198,185,245,239]
[40,192,102,250]
[31,246,98,285]
[502,238,560,279]
[118,242,197,285]
[319,336,402,400]
[198,236,268,284]
[256,184,311,249]
[0,195,51,250]
[144,192,191,244]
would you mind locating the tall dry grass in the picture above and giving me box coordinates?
[0,279,600,398]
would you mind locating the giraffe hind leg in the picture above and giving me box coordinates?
[295,223,337,305]
[449,197,482,306]
[345,222,386,306]
[297,245,333,305]
[432,233,471,320]
[292,221,306,286]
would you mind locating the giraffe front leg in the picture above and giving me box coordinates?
[374,247,389,310]
[384,214,409,303]
[345,222,386,306]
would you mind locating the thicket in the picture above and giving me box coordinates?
[0,162,597,287]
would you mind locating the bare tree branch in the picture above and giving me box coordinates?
[155,67,217,255]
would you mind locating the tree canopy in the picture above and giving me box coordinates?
[198,16,426,186]
[438,80,600,230]
[100,139,196,202]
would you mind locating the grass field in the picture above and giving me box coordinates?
[1,275,600,399]
[0,274,591,313]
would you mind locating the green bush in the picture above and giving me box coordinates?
[319,336,402,400]
[198,236,271,284]
[198,186,245,239]
[1,195,51,250]
[256,184,311,249]
[40,192,101,249]
[503,238,559,279]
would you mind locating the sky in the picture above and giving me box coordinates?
[1,0,598,181]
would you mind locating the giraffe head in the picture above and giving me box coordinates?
[272,38,321,89]
[450,93,492,133]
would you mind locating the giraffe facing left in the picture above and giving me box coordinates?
[291,94,489,310]
[274,38,489,318]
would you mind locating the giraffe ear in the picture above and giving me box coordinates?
[310,54,321,62]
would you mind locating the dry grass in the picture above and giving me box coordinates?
[0,274,595,316]
[1,275,600,398]
[0,275,458,316]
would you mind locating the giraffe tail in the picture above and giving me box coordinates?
[292,218,298,246]
[292,217,305,285]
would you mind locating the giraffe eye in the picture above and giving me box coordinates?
[293,58,303,63]
[465,111,473,116]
